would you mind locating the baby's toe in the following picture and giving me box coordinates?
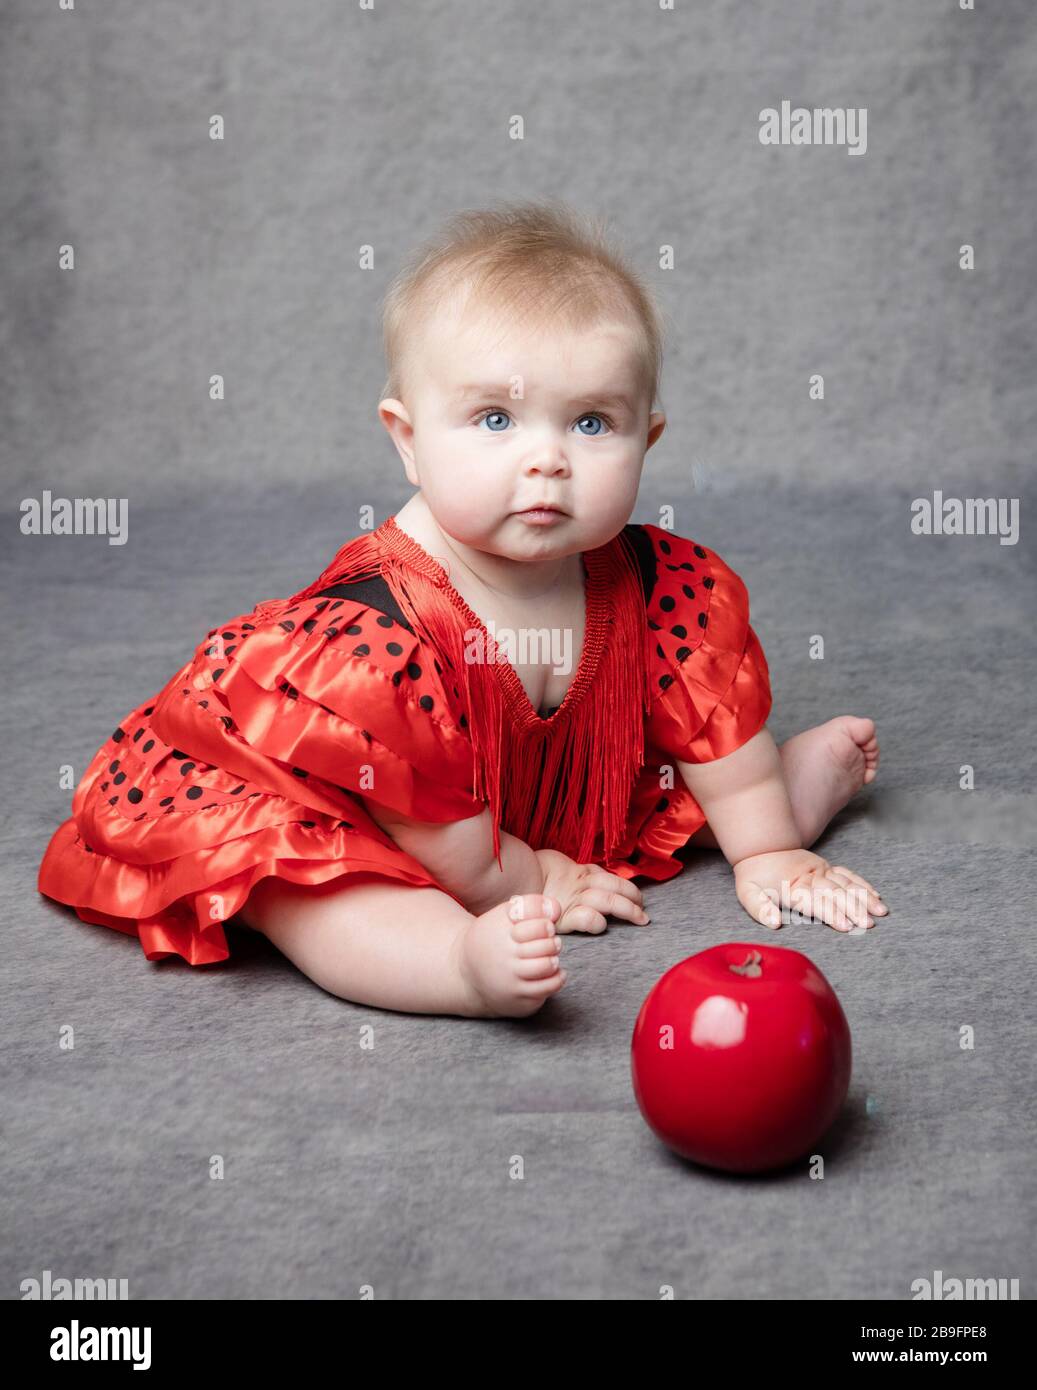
[510,913,556,945]
[862,736,880,781]
[516,951,562,981]
[507,893,559,927]
[840,716,879,781]
[843,714,876,746]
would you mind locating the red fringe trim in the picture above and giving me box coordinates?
[262,518,653,868]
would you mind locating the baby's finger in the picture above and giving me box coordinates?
[816,879,872,932]
[736,879,781,929]
[584,866,645,909]
[560,903,609,935]
[821,875,875,929]
[790,882,860,932]
[828,870,887,916]
[577,887,650,926]
[829,879,873,931]
[805,884,852,932]
[830,865,886,904]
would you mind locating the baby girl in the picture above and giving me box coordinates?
[37,201,887,1019]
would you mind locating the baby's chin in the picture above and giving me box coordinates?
[478,514,626,557]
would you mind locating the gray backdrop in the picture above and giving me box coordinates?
[4,0,1033,503]
[4,0,1035,1304]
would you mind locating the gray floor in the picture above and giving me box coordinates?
[6,479,1035,1299]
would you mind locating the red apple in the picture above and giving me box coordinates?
[631,943,852,1174]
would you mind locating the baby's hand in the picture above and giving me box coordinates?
[533,848,650,934]
[733,849,888,933]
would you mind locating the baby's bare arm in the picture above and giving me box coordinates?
[361,801,545,915]
[679,727,886,931]
[677,727,802,865]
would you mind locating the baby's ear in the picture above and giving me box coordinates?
[377,399,419,481]
[645,412,666,450]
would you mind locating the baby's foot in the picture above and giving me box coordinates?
[452,893,568,1019]
[779,715,880,847]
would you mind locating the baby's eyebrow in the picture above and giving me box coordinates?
[569,392,636,414]
[453,383,513,400]
[453,384,635,412]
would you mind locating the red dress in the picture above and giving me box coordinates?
[37,515,772,966]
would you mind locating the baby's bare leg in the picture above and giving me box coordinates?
[237,875,566,1019]
[685,715,880,851]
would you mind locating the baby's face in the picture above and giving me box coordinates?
[384,294,665,560]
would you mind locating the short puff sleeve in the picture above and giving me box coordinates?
[641,525,773,764]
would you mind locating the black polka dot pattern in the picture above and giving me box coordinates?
[82,592,413,835]
[91,688,272,823]
[641,524,717,690]
[277,592,474,728]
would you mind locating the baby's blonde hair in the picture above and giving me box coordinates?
[379,199,667,412]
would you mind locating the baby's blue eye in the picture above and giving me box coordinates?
[478,411,511,432]
[575,414,610,436]
[474,409,613,434]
